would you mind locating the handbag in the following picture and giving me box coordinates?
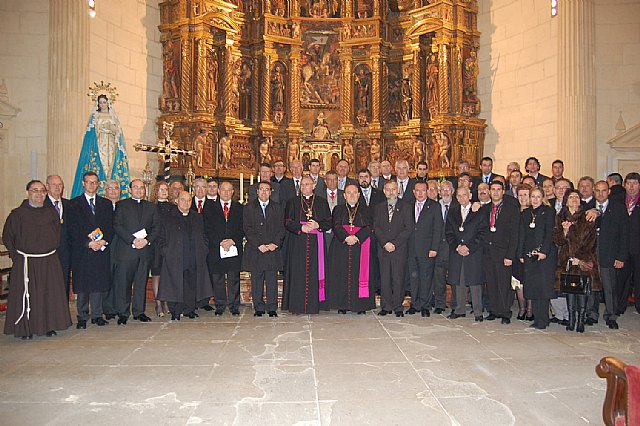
[559,260,591,295]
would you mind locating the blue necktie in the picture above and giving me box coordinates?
[261,203,266,218]
[89,198,95,215]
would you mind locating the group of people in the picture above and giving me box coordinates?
[2,155,639,339]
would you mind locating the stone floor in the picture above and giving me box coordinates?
[1,302,640,425]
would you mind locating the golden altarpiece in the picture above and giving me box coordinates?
[157,0,485,179]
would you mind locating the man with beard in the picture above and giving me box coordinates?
[357,168,385,208]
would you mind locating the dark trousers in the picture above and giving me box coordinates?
[212,270,240,311]
[484,254,514,318]
[617,253,640,313]
[531,298,550,328]
[112,256,150,318]
[76,292,104,321]
[103,257,118,315]
[433,244,450,310]
[379,252,407,312]
[168,269,196,316]
[251,270,278,312]
[408,256,436,310]
[61,259,71,302]
[599,267,619,321]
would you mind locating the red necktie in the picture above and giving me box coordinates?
[198,199,203,214]
[490,203,497,228]
[330,191,335,201]
[223,202,229,220]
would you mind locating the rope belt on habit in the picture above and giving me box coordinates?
[14,249,56,325]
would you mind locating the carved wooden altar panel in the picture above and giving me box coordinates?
[157,0,486,179]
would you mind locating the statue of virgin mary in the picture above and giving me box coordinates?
[71,82,131,198]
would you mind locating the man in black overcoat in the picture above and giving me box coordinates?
[204,181,245,316]
[111,179,160,324]
[67,172,114,328]
[45,174,71,300]
[243,181,285,317]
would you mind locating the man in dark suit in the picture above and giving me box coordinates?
[112,179,160,324]
[607,173,626,205]
[336,159,357,191]
[374,180,413,317]
[578,176,596,210]
[475,156,499,187]
[551,159,565,184]
[506,170,522,199]
[593,180,629,329]
[395,159,416,203]
[416,161,429,183]
[318,170,344,252]
[406,181,443,317]
[482,181,520,324]
[280,160,303,204]
[433,180,458,314]
[368,160,384,190]
[191,178,213,214]
[525,156,548,185]
[309,159,326,196]
[271,160,288,184]
[204,181,245,316]
[618,172,640,315]
[67,172,114,328]
[248,163,281,204]
[357,168,385,208]
[243,181,285,317]
[446,186,489,321]
[380,160,396,184]
[206,178,219,202]
[45,175,71,300]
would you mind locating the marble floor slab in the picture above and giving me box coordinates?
[2,303,640,425]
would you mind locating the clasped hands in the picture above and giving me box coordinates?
[89,239,107,251]
[345,235,359,246]
[220,238,235,251]
[258,243,278,253]
[301,219,320,234]
[132,238,148,250]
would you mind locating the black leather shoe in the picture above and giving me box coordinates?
[117,316,128,325]
[76,320,87,329]
[485,314,497,321]
[338,309,347,314]
[254,311,264,317]
[357,311,366,315]
[184,312,198,319]
[526,314,534,321]
[501,317,511,325]
[231,309,240,316]
[405,307,417,315]
[134,313,152,322]
[549,316,559,324]
[475,316,484,322]
[92,318,109,326]
[268,311,278,317]
[433,308,444,315]
[585,318,597,326]
[395,311,404,317]
[104,314,116,320]
[421,309,430,317]
[448,312,465,319]
[607,320,619,329]
[517,313,526,320]
[378,310,390,316]
[560,319,569,326]
[46,330,57,337]
[201,305,214,311]
[171,313,180,321]
[214,309,224,316]
[21,334,33,340]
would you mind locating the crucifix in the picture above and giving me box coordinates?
[133,122,198,183]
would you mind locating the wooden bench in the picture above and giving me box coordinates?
[596,356,640,426]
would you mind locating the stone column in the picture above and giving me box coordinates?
[558,0,596,181]
[47,0,89,187]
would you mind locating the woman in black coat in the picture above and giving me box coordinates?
[514,184,533,320]
[150,181,175,317]
[517,187,557,329]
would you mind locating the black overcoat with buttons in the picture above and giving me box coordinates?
[445,204,488,286]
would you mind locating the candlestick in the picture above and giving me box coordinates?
[239,172,244,203]
[250,174,254,186]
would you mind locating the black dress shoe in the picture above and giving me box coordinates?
[549,316,560,323]
[608,320,619,329]
[378,310,390,316]
[485,313,497,321]
[134,313,152,322]
[526,315,534,321]
[46,330,57,337]
[254,311,264,317]
[405,307,417,315]
[184,312,198,319]
[585,318,598,326]
[357,311,366,315]
[214,309,224,316]
[21,334,33,340]
[201,305,214,311]
[117,316,128,325]
[91,317,109,326]
[517,313,526,320]
[475,316,484,322]
[231,309,240,316]
[76,320,87,329]
[421,309,430,317]
[338,309,347,314]
[104,314,116,320]
[447,312,465,319]
[395,311,404,317]
[501,317,511,325]
[268,311,278,317]
[560,319,569,326]
[433,308,444,315]
[171,313,180,321]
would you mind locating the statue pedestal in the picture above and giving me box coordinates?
[301,139,343,173]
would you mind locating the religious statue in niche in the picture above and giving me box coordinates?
[219,133,232,168]
[301,30,341,107]
[355,140,370,170]
[412,135,426,167]
[356,0,372,18]
[343,139,355,167]
[387,63,402,123]
[312,112,331,140]
[194,129,206,168]
[71,82,131,198]
[162,40,180,109]
[301,0,339,17]
[401,78,412,122]
[463,50,479,100]
[354,65,371,126]
[230,59,241,118]
[431,132,450,170]
[259,136,273,164]
[207,49,218,111]
[426,52,439,118]
[288,138,300,166]
[370,138,381,162]
[272,0,287,16]
[271,63,286,125]
[238,59,252,120]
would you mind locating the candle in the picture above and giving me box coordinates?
[239,172,244,203]
[250,174,254,186]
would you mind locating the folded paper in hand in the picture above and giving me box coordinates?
[220,245,238,259]
[88,227,107,252]
[132,228,148,248]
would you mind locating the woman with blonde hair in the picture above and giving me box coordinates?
[514,184,532,320]
[150,180,174,317]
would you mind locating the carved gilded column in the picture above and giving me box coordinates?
[411,43,421,119]
[438,42,449,114]
[195,36,209,111]
[452,42,463,115]
[344,0,352,18]
[222,39,235,121]
[380,52,389,125]
[251,55,260,126]
[48,0,89,186]
[290,46,302,125]
[181,38,192,111]
[261,45,273,123]
[371,52,381,127]
[341,47,353,125]
[558,0,596,181]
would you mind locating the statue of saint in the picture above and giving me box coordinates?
[259,137,273,164]
[343,139,355,167]
[288,138,300,166]
[401,79,412,122]
[354,67,370,116]
[219,133,232,168]
[312,112,331,140]
[413,136,425,166]
[71,92,131,198]
[271,64,286,114]
[438,132,451,169]
[463,51,479,99]
[194,129,206,168]
[370,138,381,162]
[426,53,439,117]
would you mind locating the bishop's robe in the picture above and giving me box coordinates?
[282,195,332,314]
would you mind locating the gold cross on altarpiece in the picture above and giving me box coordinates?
[133,122,198,182]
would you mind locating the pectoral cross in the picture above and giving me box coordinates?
[306,208,313,221]
[134,122,198,182]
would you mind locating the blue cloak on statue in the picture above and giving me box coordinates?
[71,103,131,198]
